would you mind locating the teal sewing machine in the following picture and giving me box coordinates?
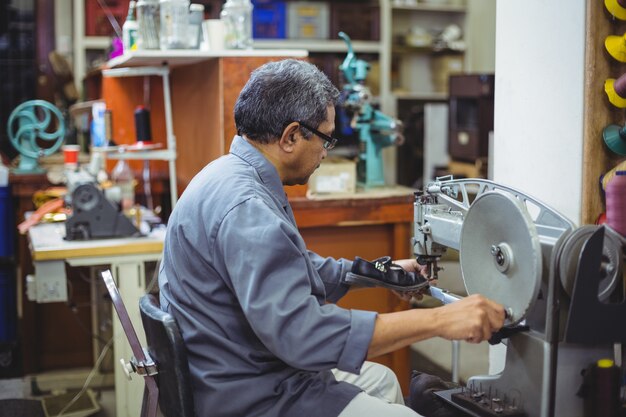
[338,32,404,188]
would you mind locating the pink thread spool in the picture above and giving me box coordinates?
[605,170,626,236]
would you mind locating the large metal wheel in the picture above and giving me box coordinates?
[460,192,543,324]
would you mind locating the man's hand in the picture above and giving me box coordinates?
[390,258,432,301]
[392,258,428,276]
[433,294,505,343]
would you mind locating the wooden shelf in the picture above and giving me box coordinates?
[392,45,466,54]
[253,39,382,54]
[393,91,448,101]
[106,48,308,69]
[82,36,111,49]
[391,3,466,13]
[106,149,177,161]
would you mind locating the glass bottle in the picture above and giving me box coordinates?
[137,0,160,49]
[220,0,253,50]
[188,3,205,49]
[111,159,136,212]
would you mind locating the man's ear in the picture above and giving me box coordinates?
[278,122,300,153]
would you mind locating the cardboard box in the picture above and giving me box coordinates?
[308,157,356,195]
[287,2,330,39]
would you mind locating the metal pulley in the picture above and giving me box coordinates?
[459,192,543,324]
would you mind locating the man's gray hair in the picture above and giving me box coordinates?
[234,59,340,143]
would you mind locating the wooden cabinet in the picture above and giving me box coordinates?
[291,193,415,394]
[102,51,306,195]
[10,174,95,374]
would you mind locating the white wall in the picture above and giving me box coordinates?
[493,0,587,225]
[489,0,587,375]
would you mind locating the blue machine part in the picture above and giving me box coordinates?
[7,100,65,173]
[338,32,403,188]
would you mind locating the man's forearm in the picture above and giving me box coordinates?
[367,309,439,359]
[367,294,506,359]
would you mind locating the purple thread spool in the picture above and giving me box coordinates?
[606,170,626,236]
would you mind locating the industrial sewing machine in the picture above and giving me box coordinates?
[64,161,140,241]
[414,176,626,417]
[338,32,403,188]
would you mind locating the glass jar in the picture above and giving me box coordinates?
[220,0,253,50]
[137,0,160,49]
[188,3,204,49]
[160,0,190,49]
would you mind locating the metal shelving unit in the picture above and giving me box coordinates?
[101,65,179,209]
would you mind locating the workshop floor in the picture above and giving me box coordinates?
[0,351,468,417]
[0,377,115,417]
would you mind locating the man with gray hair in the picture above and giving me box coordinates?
[158,59,504,417]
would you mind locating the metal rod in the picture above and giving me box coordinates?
[451,340,460,383]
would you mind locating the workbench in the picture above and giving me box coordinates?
[28,221,164,417]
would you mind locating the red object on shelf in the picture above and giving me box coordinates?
[85,0,129,37]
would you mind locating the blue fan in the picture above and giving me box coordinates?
[7,100,65,173]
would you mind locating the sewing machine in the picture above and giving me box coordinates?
[414,176,625,417]
[338,32,403,188]
[64,163,140,241]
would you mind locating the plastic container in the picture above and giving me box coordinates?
[605,170,626,236]
[0,187,14,258]
[220,0,254,49]
[188,3,205,49]
[111,160,136,211]
[160,0,191,49]
[137,0,161,49]
[252,1,286,39]
[123,1,139,52]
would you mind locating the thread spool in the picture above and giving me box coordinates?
[606,171,626,236]
[605,73,626,108]
[602,122,626,155]
[606,0,626,20]
[601,160,626,191]
[134,106,152,144]
[584,359,621,417]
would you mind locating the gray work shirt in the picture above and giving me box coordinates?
[159,135,377,417]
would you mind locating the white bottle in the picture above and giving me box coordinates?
[111,159,135,211]
[220,0,253,49]
[123,1,139,52]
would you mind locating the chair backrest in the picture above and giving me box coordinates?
[139,294,196,417]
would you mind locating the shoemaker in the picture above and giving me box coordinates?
[158,59,505,417]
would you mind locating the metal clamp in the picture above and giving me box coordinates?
[119,350,159,381]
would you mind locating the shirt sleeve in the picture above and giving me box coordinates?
[307,250,353,303]
[215,197,376,374]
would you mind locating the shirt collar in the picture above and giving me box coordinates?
[229,135,289,208]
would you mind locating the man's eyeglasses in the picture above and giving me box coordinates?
[297,121,338,150]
